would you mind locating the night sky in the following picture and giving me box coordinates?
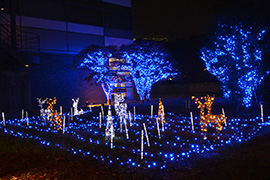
[132,0,269,38]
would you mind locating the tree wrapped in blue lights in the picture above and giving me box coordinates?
[74,45,119,104]
[121,40,178,101]
[200,20,269,107]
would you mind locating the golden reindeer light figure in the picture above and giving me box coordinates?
[192,95,226,132]
[46,97,63,130]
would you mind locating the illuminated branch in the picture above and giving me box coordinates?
[200,19,269,107]
[75,45,119,104]
[121,40,179,101]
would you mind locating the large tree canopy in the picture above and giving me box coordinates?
[121,40,178,101]
[200,19,269,107]
[74,45,119,104]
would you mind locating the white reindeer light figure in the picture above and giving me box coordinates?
[37,98,47,119]
[72,98,84,116]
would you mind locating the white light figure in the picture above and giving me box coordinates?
[37,98,46,120]
[72,98,84,116]
[114,94,128,130]
[105,105,115,140]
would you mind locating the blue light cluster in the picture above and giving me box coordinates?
[200,22,269,107]
[1,111,269,171]
[77,46,117,103]
[121,40,178,101]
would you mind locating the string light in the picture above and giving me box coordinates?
[200,21,269,107]
[121,40,178,101]
[46,97,63,130]
[192,95,226,132]
[0,108,269,171]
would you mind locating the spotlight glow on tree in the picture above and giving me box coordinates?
[200,20,269,107]
[75,45,119,105]
[121,40,178,101]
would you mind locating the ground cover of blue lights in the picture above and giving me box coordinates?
[1,110,270,172]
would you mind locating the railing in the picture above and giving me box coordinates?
[0,13,40,53]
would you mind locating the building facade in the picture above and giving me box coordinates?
[0,0,133,111]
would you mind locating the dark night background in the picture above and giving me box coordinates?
[132,0,270,38]
[131,0,270,101]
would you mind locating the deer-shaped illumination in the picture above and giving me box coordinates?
[192,95,226,132]
[37,98,47,119]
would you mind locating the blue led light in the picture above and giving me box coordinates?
[121,40,179,101]
[200,21,268,107]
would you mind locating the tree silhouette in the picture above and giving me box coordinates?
[74,45,119,105]
[200,19,269,107]
[121,40,178,101]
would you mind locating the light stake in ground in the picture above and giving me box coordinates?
[133,106,136,121]
[151,105,153,119]
[143,123,150,147]
[60,106,62,115]
[129,111,132,127]
[190,111,194,131]
[124,118,129,139]
[222,108,227,126]
[26,111,29,126]
[120,117,123,132]
[101,105,104,119]
[141,129,144,160]
[2,112,5,126]
[63,116,66,134]
[99,112,102,128]
[71,107,73,121]
[156,118,161,139]
[21,109,24,122]
[260,103,264,122]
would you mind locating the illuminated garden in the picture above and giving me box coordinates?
[1,17,270,180]
[1,94,270,179]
